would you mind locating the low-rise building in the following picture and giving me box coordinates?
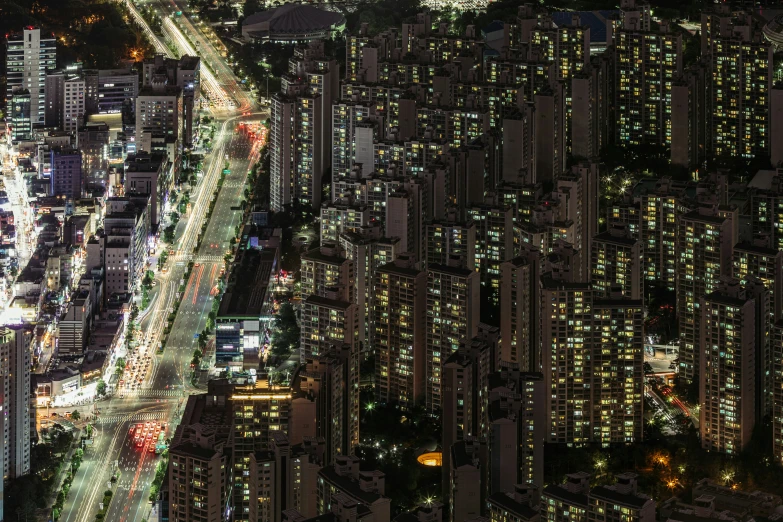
[317,455,391,522]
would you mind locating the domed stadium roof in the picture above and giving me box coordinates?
[763,14,783,49]
[243,4,345,36]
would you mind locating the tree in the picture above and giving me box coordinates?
[142,270,154,287]
[271,302,300,357]
[96,380,107,396]
[164,224,176,243]
[71,410,81,421]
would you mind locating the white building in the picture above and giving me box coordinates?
[0,326,32,492]
[5,27,57,137]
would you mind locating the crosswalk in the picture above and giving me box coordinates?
[194,255,225,263]
[94,411,166,425]
[116,388,183,399]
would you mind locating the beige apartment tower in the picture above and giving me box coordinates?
[700,282,757,454]
[373,255,427,410]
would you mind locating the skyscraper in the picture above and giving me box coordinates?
[270,42,337,211]
[5,28,57,135]
[773,321,783,466]
[613,21,682,146]
[297,346,359,464]
[700,280,759,454]
[425,212,476,270]
[425,261,480,414]
[591,223,642,299]
[707,31,773,159]
[467,203,514,303]
[0,326,32,484]
[373,255,426,410]
[676,207,733,381]
[300,243,354,302]
[500,246,541,370]
[541,275,644,445]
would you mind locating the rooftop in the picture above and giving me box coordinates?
[243,4,345,35]
[542,483,588,507]
[488,492,538,520]
[591,485,652,510]
[170,441,221,461]
[318,465,385,506]
[218,246,276,318]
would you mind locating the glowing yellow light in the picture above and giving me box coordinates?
[417,452,443,467]
[230,394,292,400]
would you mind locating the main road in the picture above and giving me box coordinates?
[58,1,263,520]
[60,117,262,522]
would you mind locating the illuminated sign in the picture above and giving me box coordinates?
[230,394,292,400]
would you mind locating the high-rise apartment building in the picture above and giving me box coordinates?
[529,14,590,150]
[613,22,682,147]
[103,197,150,297]
[300,243,354,302]
[773,321,783,466]
[638,178,691,290]
[249,433,321,522]
[299,293,358,361]
[0,326,32,485]
[5,28,57,136]
[467,203,514,303]
[175,380,298,521]
[749,172,783,253]
[169,379,322,522]
[331,101,373,185]
[734,238,783,322]
[516,372,545,487]
[425,212,476,270]
[338,230,400,351]
[425,262,480,414]
[707,35,773,160]
[373,255,427,410]
[450,439,486,522]
[670,66,708,168]
[556,161,600,278]
[270,93,295,211]
[676,207,733,381]
[297,346,359,464]
[270,42,337,211]
[500,246,541,370]
[591,223,642,299]
[592,297,645,444]
[488,485,539,522]
[540,277,593,445]
[485,368,546,492]
[700,280,759,454]
[168,426,230,522]
[319,202,370,244]
[541,275,644,445]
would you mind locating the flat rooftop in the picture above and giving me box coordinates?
[218,246,277,318]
